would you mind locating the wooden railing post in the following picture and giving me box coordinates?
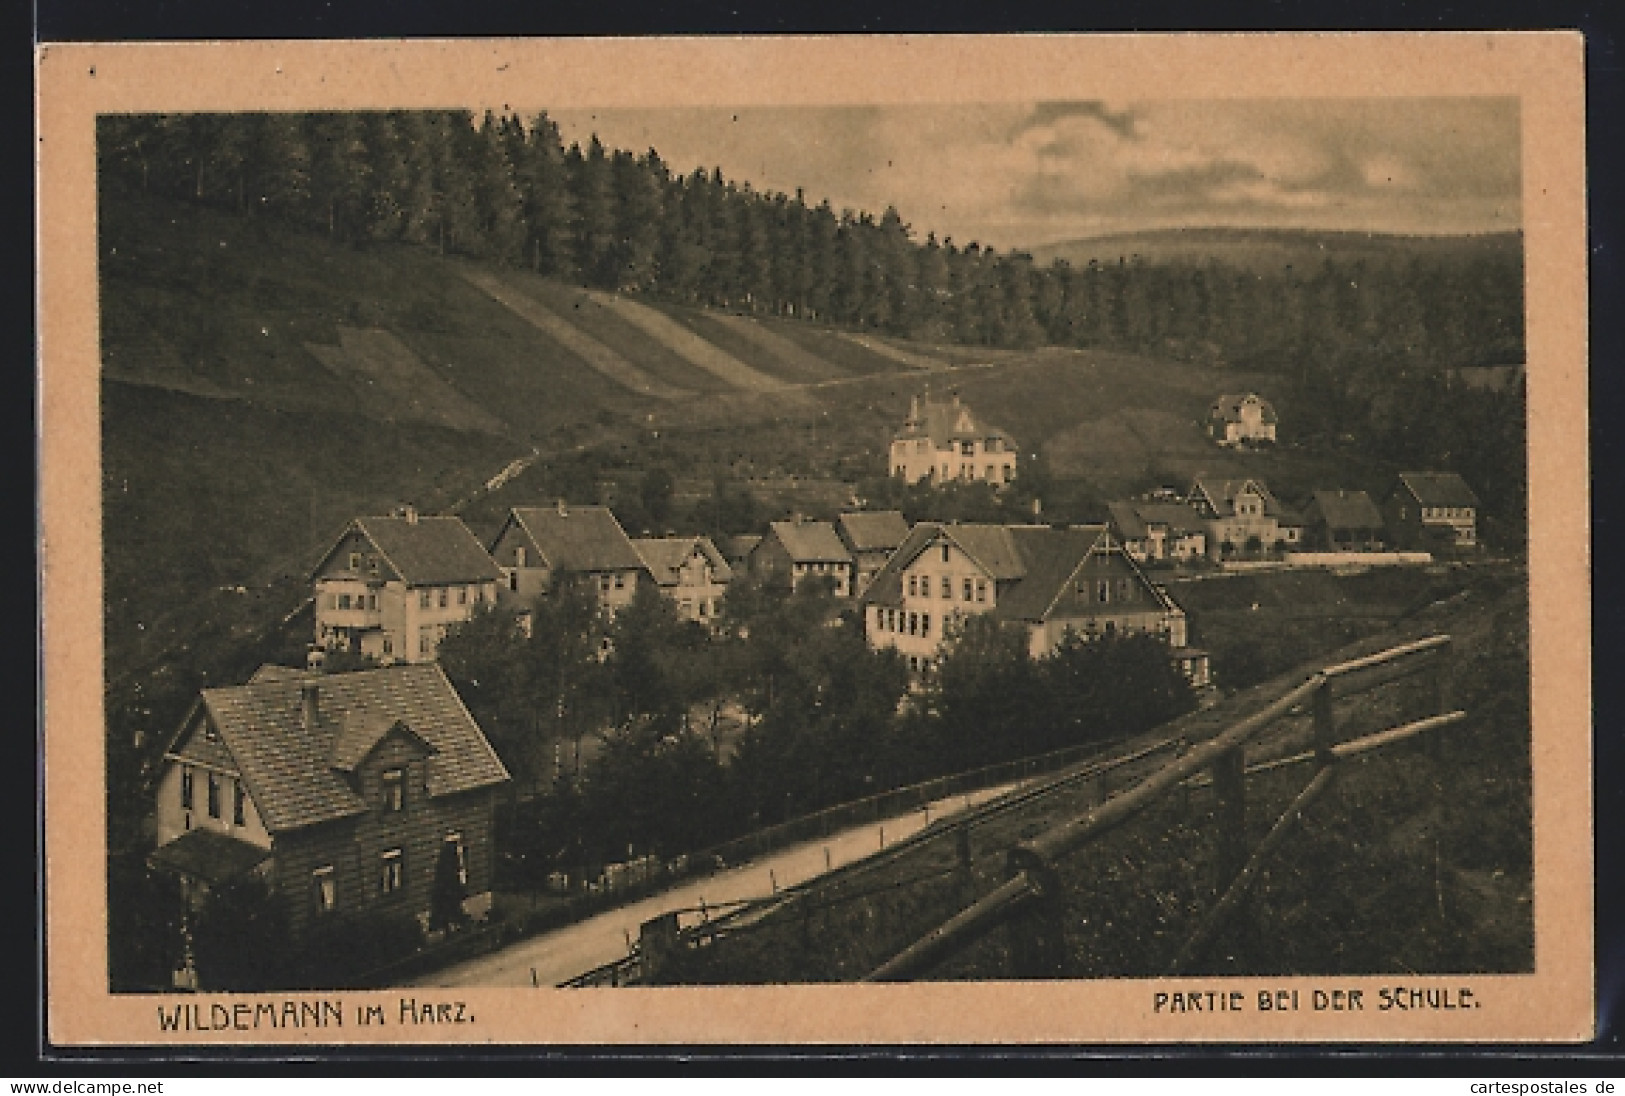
[1312,676,1337,766]
[1004,847,1066,979]
[1211,746,1247,885]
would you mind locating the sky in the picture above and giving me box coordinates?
[546,99,1521,252]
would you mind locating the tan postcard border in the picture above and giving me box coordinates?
[37,32,1592,1046]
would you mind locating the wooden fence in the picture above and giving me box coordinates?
[863,634,1461,981]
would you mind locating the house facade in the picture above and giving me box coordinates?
[1207,393,1278,447]
[889,392,1018,488]
[1302,489,1387,551]
[632,536,733,625]
[835,510,911,596]
[750,519,854,597]
[1185,477,1304,559]
[149,664,511,947]
[859,522,1207,685]
[1107,501,1208,564]
[311,509,502,665]
[1383,472,1481,550]
[488,505,650,614]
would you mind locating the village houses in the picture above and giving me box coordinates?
[1185,477,1305,559]
[1302,489,1387,551]
[1207,392,1278,447]
[1383,472,1481,550]
[632,536,733,626]
[488,504,650,615]
[889,391,1018,488]
[860,521,1208,686]
[311,508,502,665]
[1107,500,1209,564]
[750,517,855,597]
[148,663,510,953]
[835,510,911,596]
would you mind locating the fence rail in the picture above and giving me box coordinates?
[864,634,1459,982]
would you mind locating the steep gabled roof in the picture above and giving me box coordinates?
[1188,477,1300,523]
[1209,393,1279,424]
[862,522,1111,620]
[632,536,733,587]
[1108,501,1207,539]
[314,516,501,586]
[836,510,911,553]
[1396,472,1480,509]
[193,663,509,834]
[895,393,1014,447]
[767,520,852,564]
[506,506,647,574]
[991,526,1111,621]
[1306,489,1385,530]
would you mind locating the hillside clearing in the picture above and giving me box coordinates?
[585,291,787,392]
[454,267,691,401]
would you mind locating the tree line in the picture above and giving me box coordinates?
[99,110,1522,369]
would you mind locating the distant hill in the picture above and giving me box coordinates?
[1024,226,1524,274]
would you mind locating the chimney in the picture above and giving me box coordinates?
[908,393,920,423]
[395,504,418,524]
[555,498,568,517]
[1032,497,1043,517]
[301,679,320,734]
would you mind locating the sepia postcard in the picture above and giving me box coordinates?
[37,33,1592,1047]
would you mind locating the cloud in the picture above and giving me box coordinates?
[543,98,1520,251]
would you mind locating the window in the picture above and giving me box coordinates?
[438,588,449,608]
[382,768,404,812]
[419,627,434,656]
[380,849,404,894]
[908,612,918,636]
[445,834,468,886]
[599,576,612,594]
[419,590,432,609]
[614,574,626,589]
[975,579,987,603]
[458,586,468,605]
[908,575,918,597]
[206,774,221,819]
[514,546,526,567]
[1003,465,1014,483]
[312,866,336,914]
[368,558,380,577]
[509,572,519,592]
[963,578,973,602]
[961,441,975,456]
[348,552,362,571]
[368,594,377,611]
[921,613,931,637]
[940,576,951,598]
[986,466,995,481]
[232,780,245,826]
[1097,581,1110,604]
[180,767,193,811]
[1118,578,1134,601]
[338,593,352,610]
[382,637,393,656]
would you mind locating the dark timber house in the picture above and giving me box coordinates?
[149,664,510,948]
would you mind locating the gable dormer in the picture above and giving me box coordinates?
[330,714,438,811]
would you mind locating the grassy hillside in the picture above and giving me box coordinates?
[99,192,1414,720]
[1026,226,1524,275]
